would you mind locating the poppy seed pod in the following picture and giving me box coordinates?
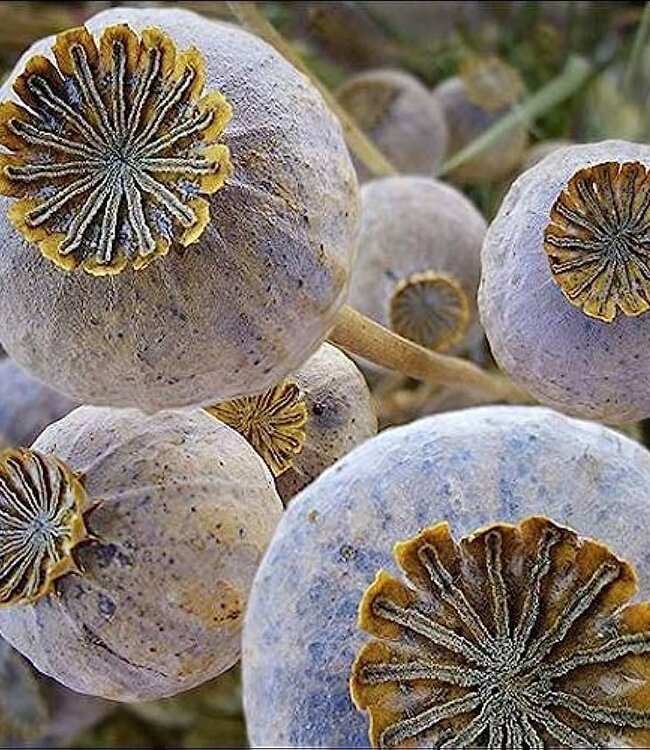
[348,176,486,354]
[0,6,358,410]
[242,405,650,747]
[0,359,78,449]
[433,57,528,184]
[337,69,448,181]
[0,406,283,701]
[208,343,377,503]
[275,343,377,502]
[480,139,650,421]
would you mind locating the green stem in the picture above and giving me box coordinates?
[437,55,592,178]
[624,1,650,94]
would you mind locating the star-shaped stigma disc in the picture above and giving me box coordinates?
[351,516,650,749]
[545,161,650,322]
[0,448,89,607]
[0,23,232,275]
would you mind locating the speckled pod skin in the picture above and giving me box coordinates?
[433,76,528,184]
[0,359,78,449]
[243,405,650,747]
[480,140,650,421]
[0,406,283,701]
[0,7,358,410]
[348,176,486,353]
[337,70,448,181]
[276,343,377,502]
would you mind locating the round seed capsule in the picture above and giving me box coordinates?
[242,405,650,747]
[207,343,377,504]
[480,139,650,421]
[433,57,528,184]
[275,343,377,503]
[0,7,358,410]
[348,176,486,356]
[337,69,448,181]
[0,406,283,701]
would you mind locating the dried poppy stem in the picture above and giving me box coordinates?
[328,306,527,403]
[228,2,526,403]
[227,1,397,178]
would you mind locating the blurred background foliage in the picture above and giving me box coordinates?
[0,1,649,747]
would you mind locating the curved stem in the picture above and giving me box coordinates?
[228,1,397,178]
[228,3,527,406]
[328,306,528,403]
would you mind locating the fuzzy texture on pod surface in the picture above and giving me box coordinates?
[480,140,650,422]
[0,406,283,701]
[0,359,78,449]
[337,69,448,181]
[275,343,377,502]
[348,176,486,356]
[242,405,650,747]
[0,6,358,410]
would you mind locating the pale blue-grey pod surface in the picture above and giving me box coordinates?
[242,405,650,747]
[347,176,485,352]
[479,140,650,422]
[337,69,448,182]
[0,7,358,410]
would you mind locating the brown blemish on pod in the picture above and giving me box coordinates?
[180,580,243,630]
[206,381,308,477]
[350,516,650,748]
[0,23,232,275]
[544,161,650,322]
[0,448,90,607]
[389,271,470,352]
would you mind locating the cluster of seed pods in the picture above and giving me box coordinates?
[1,3,650,749]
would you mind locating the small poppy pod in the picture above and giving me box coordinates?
[348,176,486,357]
[208,343,377,504]
[0,6,358,410]
[0,406,283,701]
[337,69,448,182]
[0,637,113,747]
[242,405,650,747]
[0,358,78,449]
[480,139,650,421]
[433,57,528,185]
